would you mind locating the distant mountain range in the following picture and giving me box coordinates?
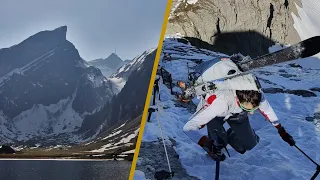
[88,53,130,78]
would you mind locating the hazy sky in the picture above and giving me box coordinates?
[0,0,168,60]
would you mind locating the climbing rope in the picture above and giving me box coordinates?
[154,76,174,179]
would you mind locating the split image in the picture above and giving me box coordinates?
[133,0,320,180]
[0,1,168,180]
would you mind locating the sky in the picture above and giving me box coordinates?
[0,0,168,61]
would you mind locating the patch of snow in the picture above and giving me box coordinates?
[87,73,106,88]
[292,0,320,41]
[118,65,126,74]
[103,146,121,151]
[169,0,183,20]
[187,0,198,4]
[102,130,123,140]
[13,90,83,141]
[108,77,126,94]
[114,122,127,131]
[12,146,25,151]
[121,149,135,154]
[134,170,148,180]
[114,128,139,146]
[165,33,184,39]
[268,43,290,53]
[92,154,105,157]
[169,0,198,20]
[89,143,113,153]
[291,0,320,68]
[285,94,292,110]
[137,157,143,166]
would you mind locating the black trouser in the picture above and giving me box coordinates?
[207,111,259,153]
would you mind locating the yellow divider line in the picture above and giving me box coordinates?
[128,0,172,179]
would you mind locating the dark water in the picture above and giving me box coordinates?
[0,159,131,180]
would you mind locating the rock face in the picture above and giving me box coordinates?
[78,49,157,137]
[111,49,155,81]
[167,0,302,57]
[0,26,114,144]
[136,142,199,180]
[89,53,128,77]
[106,50,156,126]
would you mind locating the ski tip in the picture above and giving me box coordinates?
[301,36,320,58]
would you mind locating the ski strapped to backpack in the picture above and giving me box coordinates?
[237,36,320,71]
[176,36,320,103]
[183,72,262,98]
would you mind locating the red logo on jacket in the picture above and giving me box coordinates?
[206,95,217,104]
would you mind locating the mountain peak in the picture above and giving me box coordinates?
[107,53,121,60]
[15,25,68,49]
[53,25,67,37]
[89,53,126,77]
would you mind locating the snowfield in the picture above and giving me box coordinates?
[291,0,320,69]
[135,38,320,180]
[12,90,83,141]
[88,123,139,154]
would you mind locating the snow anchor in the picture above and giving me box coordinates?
[294,145,320,180]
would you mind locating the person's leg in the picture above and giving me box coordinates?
[206,117,228,146]
[227,112,259,153]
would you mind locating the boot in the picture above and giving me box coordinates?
[198,136,226,161]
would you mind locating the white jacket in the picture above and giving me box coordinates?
[183,90,280,132]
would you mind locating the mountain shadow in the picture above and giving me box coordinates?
[182,31,277,58]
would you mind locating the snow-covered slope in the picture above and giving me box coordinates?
[135,39,320,180]
[76,115,142,160]
[291,0,320,68]
[0,26,114,145]
[109,49,156,94]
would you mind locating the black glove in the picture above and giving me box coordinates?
[277,125,296,146]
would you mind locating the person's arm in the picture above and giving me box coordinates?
[258,93,295,146]
[258,97,280,126]
[183,94,229,146]
[183,95,228,131]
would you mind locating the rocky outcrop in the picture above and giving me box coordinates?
[262,88,316,97]
[136,142,199,180]
[0,145,15,154]
[167,0,302,57]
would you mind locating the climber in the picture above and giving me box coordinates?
[179,56,296,160]
[183,87,296,160]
